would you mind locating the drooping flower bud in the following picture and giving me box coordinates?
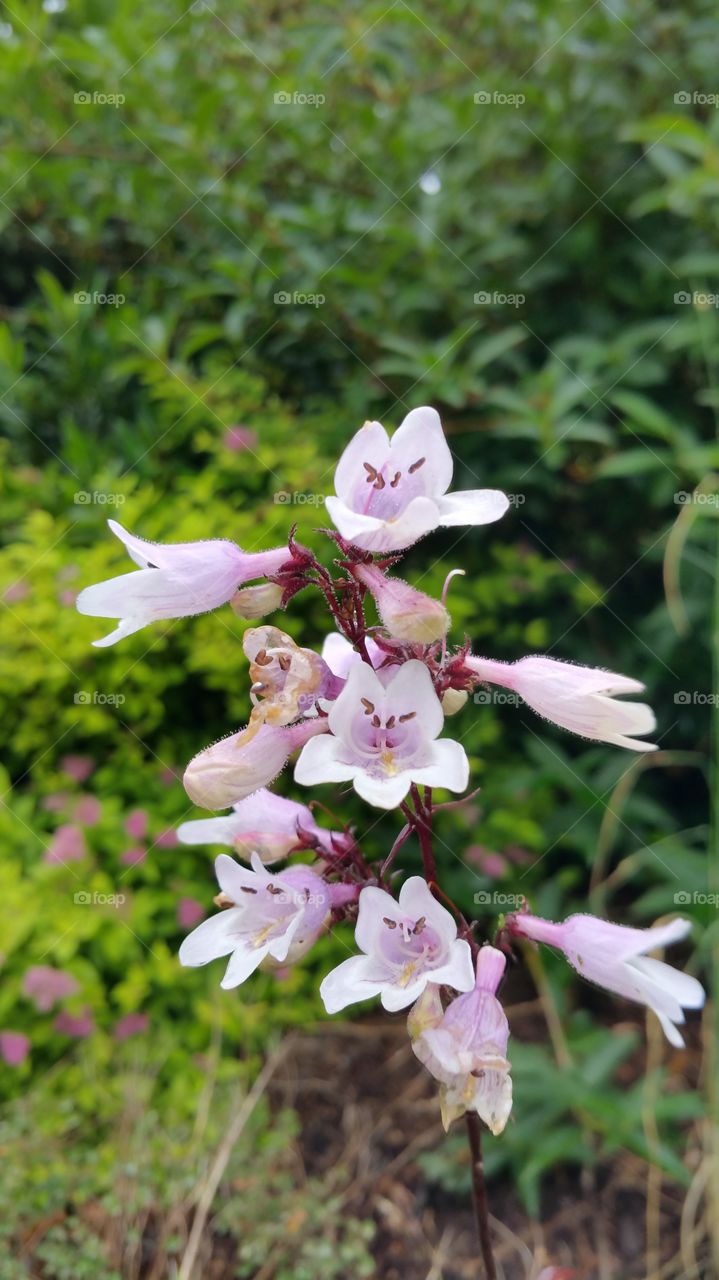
[408,945,513,1134]
[441,688,468,716]
[177,786,341,865]
[231,581,284,619]
[352,562,449,644]
[184,718,329,811]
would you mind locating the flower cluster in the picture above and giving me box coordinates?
[78,405,704,1265]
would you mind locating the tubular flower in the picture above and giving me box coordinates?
[184,718,329,811]
[409,946,512,1134]
[76,520,291,647]
[294,658,469,809]
[179,853,354,988]
[325,407,509,552]
[244,625,341,725]
[467,654,657,751]
[507,911,705,1047]
[177,787,336,864]
[319,877,474,1014]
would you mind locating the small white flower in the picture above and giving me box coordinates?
[325,406,509,552]
[319,878,475,1014]
[294,658,469,809]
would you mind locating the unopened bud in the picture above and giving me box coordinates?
[441,688,468,716]
[353,562,449,643]
[231,582,284,619]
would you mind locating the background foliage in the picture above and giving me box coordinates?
[0,0,716,1273]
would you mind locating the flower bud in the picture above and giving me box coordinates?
[441,688,468,716]
[231,582,284,619]
[352,562,449,644]
[184,718,328,810]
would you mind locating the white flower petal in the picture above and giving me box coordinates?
[411,739,470,794]
[320,955,384,1013]
[385,660,444,740]
[429,939,476,993]
[334,420,390,505]
[179,910,241,967]
[352,768,413,809]
[220,944,267,989]
[294,734,356,788]
[435,489,510,527]
[390,406,453,497]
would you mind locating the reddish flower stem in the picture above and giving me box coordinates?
[466,1112,497,1280]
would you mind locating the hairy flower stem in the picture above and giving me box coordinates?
[409,783,437,882]
[465,1112,497,1280]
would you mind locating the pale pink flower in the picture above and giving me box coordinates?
[467,655,656,751]
[325,406,508,552]
[352,562,449,643]
[320,632,385,681]
[409,946,512,1133]
[125,808,149,840]
[3,581,29,604]
[319,878,474,1014]
[0,1031,30,1066]
[22,966,79,1011]
[179,853,353,988]
[54,1009,95,1038]
[295,659,468,809]
[44,824,86,864]
[60,755,96,782]
[244,625,341,725]
[177,897,207,929]
[177,787,332,864]
[43,792,71,813]
[184,718,329,811]
[76,519,291,647]
[507,912,704,1047]
[114,1012,149,1040]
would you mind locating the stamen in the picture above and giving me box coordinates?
[277,654,291,672]
[390,471,401,488]
[385,715,396,729]
[363,462,378,483]
[254,648,271,666]
[373,473,385,490]
[413,916,426,935]
[240,886,258,895]
[266,884,284,896]
[408,457,426,474]
[371,714,381,728]
[383,917,397,929]
[399,711,416,723]
[360,697,375,715]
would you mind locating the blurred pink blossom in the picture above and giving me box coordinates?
[59,590,77,607]
[223,425,258,452]
[0,1031,30,1066]
[155,828,178,848]
[43,792,71,813]
[3,581,29,603]
[121,846,146,866]
[23,966,79,1011]
[177,897,207,929]
[54,1009,94,1038]
[60,755,96,782]
[45,824,86,864]
[125,809,149,840]
[73,796,102,826]
[114,1013,149,1041]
